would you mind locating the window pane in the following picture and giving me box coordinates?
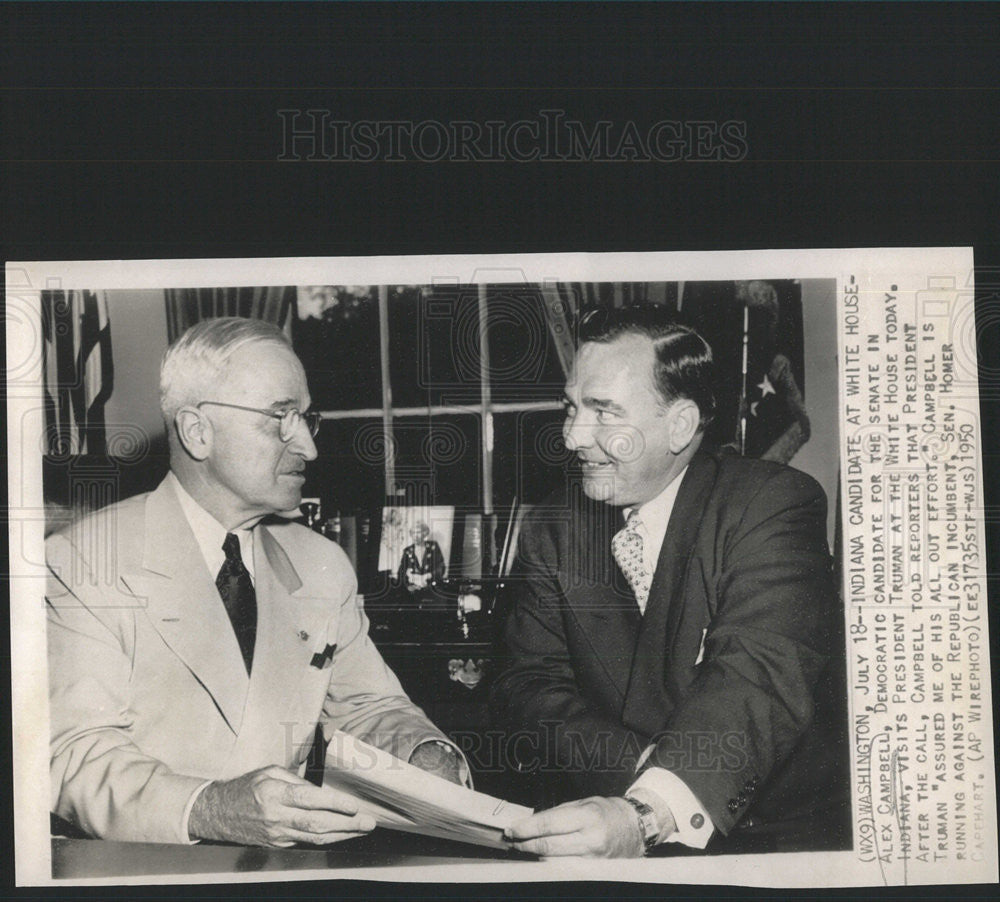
[492,408,570,507]
[391,413,480,508]
[308,417,385,513]
[388,285,482,409]
[293,286,382,410]
[485,285,566,402]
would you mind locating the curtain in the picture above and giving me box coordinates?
[540,283,578,378]
[164,286,295,343]
[540,282,677,378]
[42,290,114,455]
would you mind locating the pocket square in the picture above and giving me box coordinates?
[310,643,337,669]
[694,629,707,666]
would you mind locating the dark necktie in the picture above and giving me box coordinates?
[216,532,257,674]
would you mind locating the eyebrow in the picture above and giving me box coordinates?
[581,395,627,414]
[267,398,299,412]
[561,392,627,414]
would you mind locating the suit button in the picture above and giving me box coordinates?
[690,813,705,829]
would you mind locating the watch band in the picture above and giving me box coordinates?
[623,795,659,853]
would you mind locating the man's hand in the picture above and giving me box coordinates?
[188,765,375,847]
[504,797,646,858]
[407,741,464,785]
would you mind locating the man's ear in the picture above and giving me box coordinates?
[667,399,701,453]
[174,407,212,461]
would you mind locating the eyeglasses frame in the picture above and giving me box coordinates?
[196,401,321,441]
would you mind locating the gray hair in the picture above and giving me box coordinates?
[159,317,291,425]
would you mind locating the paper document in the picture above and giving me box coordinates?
[323,731,533,849]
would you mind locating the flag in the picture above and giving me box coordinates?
[679,280,807,461]
[42,290,113,455]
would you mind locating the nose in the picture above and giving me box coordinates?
[562,410,593,453]
[289,419,319,461]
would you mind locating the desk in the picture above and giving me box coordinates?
[47,835,858,888]
[52,830,519,879]
[365,606,523,800]
[367,606,495,732]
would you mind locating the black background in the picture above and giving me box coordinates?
[3,2,998,899]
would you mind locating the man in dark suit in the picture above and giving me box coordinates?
[492,306,849,857]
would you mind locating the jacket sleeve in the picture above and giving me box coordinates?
[490,511,644,798]
[47,531,209,844]
[646,467,834,835]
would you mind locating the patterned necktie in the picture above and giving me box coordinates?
[611,510,652,614]
[217,533,257,674]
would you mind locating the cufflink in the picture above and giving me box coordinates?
[690,813,705,830]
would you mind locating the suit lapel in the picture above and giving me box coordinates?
[624,452,718,727]
[231,525,333,770]
[564,493,640,707]
[138,480,250,735]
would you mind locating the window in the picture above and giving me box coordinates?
[294,284,566,516]
[292,279,804,518]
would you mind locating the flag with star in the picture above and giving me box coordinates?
[678,280,806,461]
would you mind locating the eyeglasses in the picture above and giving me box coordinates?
[196,401,321,442]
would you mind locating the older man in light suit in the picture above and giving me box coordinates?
[47,317,461,847]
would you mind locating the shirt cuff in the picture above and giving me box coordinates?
[629,766,714,849]
[409,738,473,789]
[179,779,214,844]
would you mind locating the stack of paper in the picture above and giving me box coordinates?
[323,731,533,849]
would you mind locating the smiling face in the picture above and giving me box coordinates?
[562,334,695,507]
[199,341,317,527]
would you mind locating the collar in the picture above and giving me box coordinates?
[167,471,256,582]
[623,465,689,574]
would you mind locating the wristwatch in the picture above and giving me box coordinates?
[622,795,659,854]
[422,739,459,761]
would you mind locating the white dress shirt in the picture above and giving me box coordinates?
[620,467,716,850]
[168,472,257,584]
